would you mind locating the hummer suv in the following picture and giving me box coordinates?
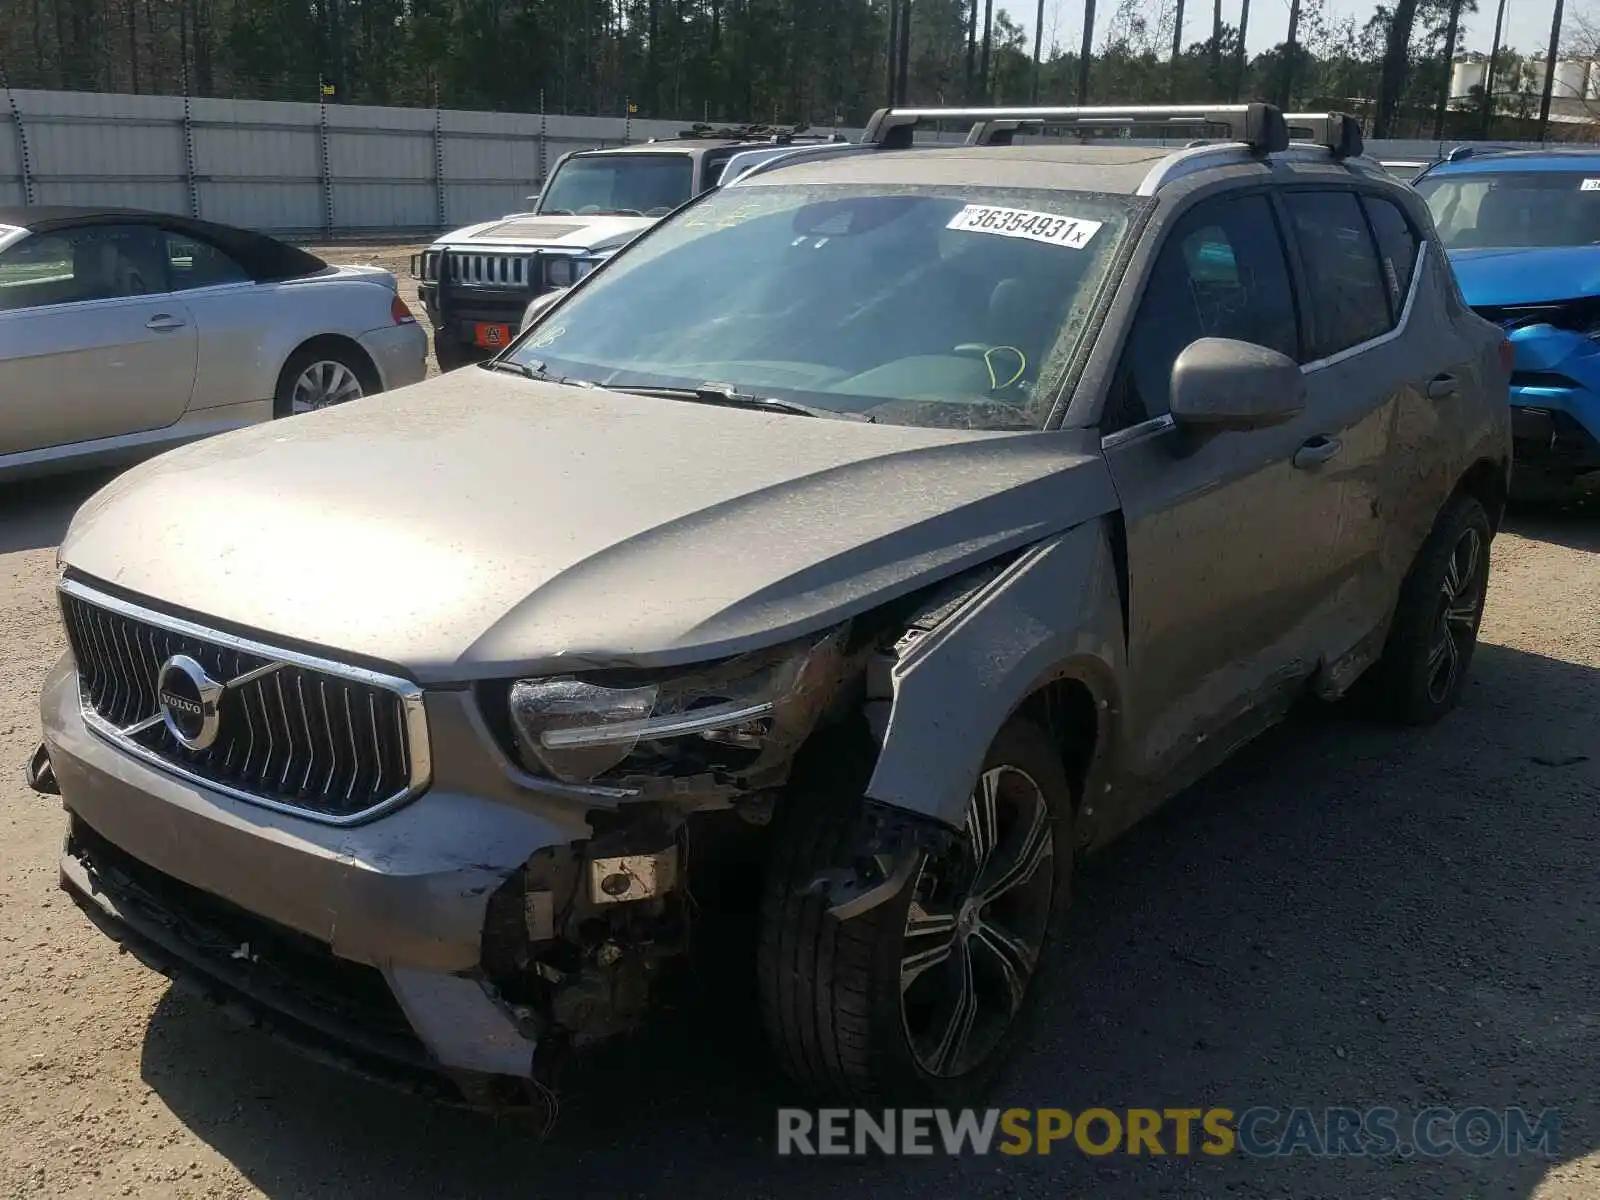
[412,124,845,370]
[35,103,1511,1111]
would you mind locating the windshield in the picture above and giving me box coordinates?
[508,182,1141,430]
[538,154,694,217]
[1417,170,1600,249]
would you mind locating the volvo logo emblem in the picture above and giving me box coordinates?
[156,654,224,751]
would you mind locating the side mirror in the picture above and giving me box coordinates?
[1168,337,1306,430]
[520,287,570,332]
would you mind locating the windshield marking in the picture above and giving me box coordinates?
[945,204,1103,250]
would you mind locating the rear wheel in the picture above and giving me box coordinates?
[273,344,376,418]
[1366,492,1492,725]
[757,717,1072,1104]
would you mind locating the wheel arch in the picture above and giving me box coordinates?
[861,519,1128,835]
[1456,455,1509,534]
[273,333,382,415]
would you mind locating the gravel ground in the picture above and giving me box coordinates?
[1,459,1597,1197]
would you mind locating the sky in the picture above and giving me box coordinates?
[1025,0,1574,60]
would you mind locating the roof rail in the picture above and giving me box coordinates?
[861,103,1290,153]
[1283,112,1364,158]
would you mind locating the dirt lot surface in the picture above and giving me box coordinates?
[1,463,1597,1197]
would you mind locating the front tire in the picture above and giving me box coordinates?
[757,718,1073,1104]
[1367,492,1492,725]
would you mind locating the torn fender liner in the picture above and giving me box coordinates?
[807,800,961,920]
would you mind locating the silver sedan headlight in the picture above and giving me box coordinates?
[508,628,846,784]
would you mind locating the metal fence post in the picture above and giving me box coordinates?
[0,63,36,206]
[432,88,446,229]
[624,98,632,144]
[537,90,547,186]
[180,63,200,217]
[317,93,335,237]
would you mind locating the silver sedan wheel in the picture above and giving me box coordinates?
[291,360,365,413]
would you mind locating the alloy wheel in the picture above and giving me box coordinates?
[291,360,364,413]
[899,765,1055,1079]
[1426,525,1486,705]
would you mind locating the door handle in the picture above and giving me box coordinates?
[145,314,186,332]
[1292,435,1342,469]
[1427,373,1459,399]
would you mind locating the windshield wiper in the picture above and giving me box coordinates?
[602,382,855,419]
[482,359,593,387]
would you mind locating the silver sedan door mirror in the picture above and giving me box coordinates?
[1168,337,1306,430]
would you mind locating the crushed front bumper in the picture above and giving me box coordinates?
[38,652,586,1100]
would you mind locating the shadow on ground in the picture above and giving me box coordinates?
[0,472,117,555]
[1503,497,1600,553]
[139,641,1597,1199]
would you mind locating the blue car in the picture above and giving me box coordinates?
[1414,149,1600,499]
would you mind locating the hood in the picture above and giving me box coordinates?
[61,376,1115,683]
[436,214,655,255]
[1449,245,1600,307]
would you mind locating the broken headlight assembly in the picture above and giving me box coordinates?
[504,626,848,785]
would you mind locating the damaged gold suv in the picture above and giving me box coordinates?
[32,102,1511,1108]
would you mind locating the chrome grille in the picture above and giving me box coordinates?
[59,581,429,825]
[445,251,531,287]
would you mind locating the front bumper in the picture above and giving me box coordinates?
[1509,379,1600,482]
[39,652,585,1093]
[358,322,429,391]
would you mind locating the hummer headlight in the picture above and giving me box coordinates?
[545,256,575,287]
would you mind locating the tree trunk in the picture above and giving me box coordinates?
[1233,0,1249,100]
[1280,0,1300,107]
[1432,0,1462,138]
[1031,0,1045,100]
[646,0,658,114]
[897,0,911,102]
[1208,0,1221,93]
[127,0,139,93]
[1373,0,1419,138]
[1537,0,1564,140]
[1077,0,1095,102]
[966,0,977,99]
[1169,0,1186,100]
[887,0,899,101]
[1480,0,1507,136]
[980,0,994,101]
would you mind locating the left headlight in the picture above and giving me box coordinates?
[545,256,575,287]
[507,628,846,785]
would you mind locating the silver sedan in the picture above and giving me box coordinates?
[0,206,428,482]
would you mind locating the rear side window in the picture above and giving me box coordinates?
[1362,195,1420,318]
[1107,192,1299,429]
[163,232,250,291]
[1283,191,1391,358]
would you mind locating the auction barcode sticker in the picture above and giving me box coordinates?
[1582,179,1600,191]
[946,204,1103,249]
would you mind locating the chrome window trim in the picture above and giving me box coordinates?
[59,576,432,827]
[1300,239,1427,374]
[1100,220,1429,445]
[1100,412,1175,448]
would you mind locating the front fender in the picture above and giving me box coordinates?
[863,518,1126,831]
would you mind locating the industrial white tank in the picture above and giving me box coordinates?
[1552,57,1589,98]
[1585,60,1600,100]
[1451,58,1487,99]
